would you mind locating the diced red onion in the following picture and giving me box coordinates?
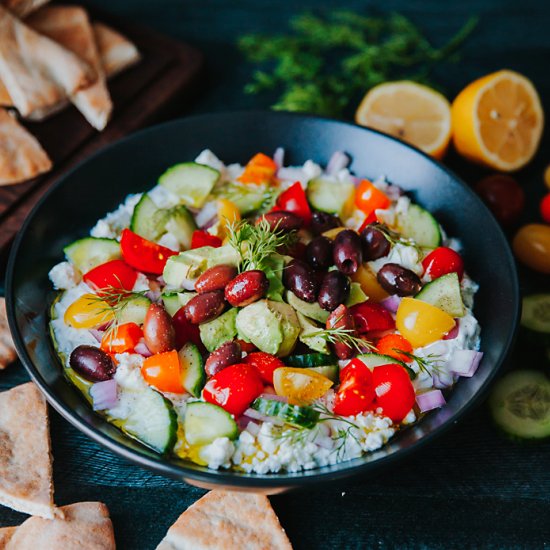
[448,349,484,378]
[443,321,460,340]
[157,276,166,285]
[259,393,287,403]
[273,147,285,169]
[432,370,454,389]
[243,408,284,426]
[416,389,446,412]
[145,290,161,303]
[90,379,118,411]
[134,339,153,357]
[195,201,218,229]
[88,329,104,343]
[381,295,401,313]
[325,151,350,175]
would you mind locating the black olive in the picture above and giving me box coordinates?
[318,271,350,311]
[377,263,422,296]
[283,259,319,303]
[333,230,363,275]
[69,345,116,382]
[306,236,333,270]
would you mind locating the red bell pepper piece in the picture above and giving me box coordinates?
[273,182,312,225]
[190,230,223,249]
[83,259,138,294]
[120,229,178,275]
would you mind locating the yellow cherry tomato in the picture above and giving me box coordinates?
[351,264,389,303]
[544,165,550,190]
[64,293,115,329]
[513,224,550,274]
[217,198,241,235]
[273,367,333,405]
[396,297,455,348]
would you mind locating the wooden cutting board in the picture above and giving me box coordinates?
[0,12,204,253]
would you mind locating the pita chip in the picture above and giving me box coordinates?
[1,502,116,550]
[28,5,112,130]
[0,526,16,548]
[156,491,293,550]
[0,297,16,368]
[0,108,51,185]
[0,382,59,518]
[2,0,49,18]
[0,79,11,106]
[93,22,141,78]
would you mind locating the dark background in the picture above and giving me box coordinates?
[2,1,550,548]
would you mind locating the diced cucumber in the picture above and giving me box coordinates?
[308,365,339,382]
[251,397,320,429]
[521,294,550,334]
[286,290,329,324]
[489,370,550,440]
[159,162,220,208]
[397,203,441,248]
[286,353,337,368]
[415,272,465,317]
[130,194,170,241]
[357,353,415,380]
[345,282,368,308]
[212,182,270,215]
[119,388,178,454]
[162,292,182,317]
[200,308,238,352]
[64,237,120,273]
[306,177,355,218]
[165,206,197,250]
[179,343,206,397]
[296,312,330,354]
[184,401,238,445]
[117,295,151,325]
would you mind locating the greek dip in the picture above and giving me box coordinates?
[49,149,481,473]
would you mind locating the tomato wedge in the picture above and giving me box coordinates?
[350,302,395,334]
[83,259,138,294]
[190,230,223,249]
[372,363,415,422]
[422,247,464,280]
[100,322,143,354]
[273,182,312,225]
[172,306,203,351]
[333,358,375,416]
[141,350,184,393]
[243,352,285,385]
[120,229,178,275]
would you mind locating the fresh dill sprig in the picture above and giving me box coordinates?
[226,218,296,272]
[309,324,376,353]
[396,350,443,375]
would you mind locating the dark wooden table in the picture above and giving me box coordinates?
[2,1,550,548]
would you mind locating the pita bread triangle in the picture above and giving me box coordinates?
[2,0,49,18]
[93,22,140,78]
[156,490,293,550]
[0,502,116,550]
[0,108,51,185]
[0,382,59,518]
[28,5,112,130]
[0,526,16,548]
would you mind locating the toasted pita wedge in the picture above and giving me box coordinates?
[93,22,140,78]
[28,6,112,130]
[0,108,51,185]
[0,6,94,118]
[2,0,49,17]
[0,526,16,548]
[0,297,16,368]
[0,79,11,106]
[0,382,59,518]
[1,502,115,550]
[156,491,293,550]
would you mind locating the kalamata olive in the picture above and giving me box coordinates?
[195,264,238,294]
[205,341,242,377]
[474,174,525,226]
[360,224,391,261]
[184,290,226,324]
[326,304,355,359]
[310,211,341,235]
[377,263,422,296]
[225,270,269,307]
[333,229,363,275]
[143,303,176,354]
[258,210,303,232]
[318,271,350,311]
[70,345,116,382]
[306,236,333,270]
[283,259,319,303]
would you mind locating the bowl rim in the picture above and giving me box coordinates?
[5,110,520,489]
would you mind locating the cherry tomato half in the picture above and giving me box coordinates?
[141,350,184,393]
[512,224,550,274]
[191,230,223,249]
[100,322,142,354]
[474,174,524,226]
[83,259,138,294]
[172,306,203,351]
[243,352,285,385]
[349,302,395,334]
[203,363,264,417]
[333,358,375,416]
[422,247,464,281]
[540,193,550,224]
[120,229,178,275]
[355,179,390,216]
[273,182,312,225]
[376,334,413,363]
[372,363,415,422]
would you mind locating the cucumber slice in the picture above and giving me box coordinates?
[119,388,178,453]
[345,282,368,308]
[200,308,238,352]
[251,397,319,429]
[286,353,337,368]
[130,194,170,241]
[162,292,182,317]
[64,237,120,273]
[306,177,355,218]
[521,294,550,334]
[159,162,220,208]
[117,295,151,325]
[286,290,329,324]
[165,206,197,250]
[357,353,415,380]
[296,312,330,354]
[179,343,206,397]
[397,203,441,248]
[184,401,238,445]
[489,370,550,440]
[308,365,339,382]
[211,182,270,215]
[415,272,465,317]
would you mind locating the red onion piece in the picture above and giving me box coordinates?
[90,379,118,411]
[416,389,446,413]
[146,290,161,303]
[273,147,285,169]
[259,393,287,403]
[448,349,484,377]
[325,151,350,175]
[243,408,284,426]
[380,295,402,313]
[195,201,218,229]
[134,340,153,357]
[443,321,460,340]
[88,329,104,343]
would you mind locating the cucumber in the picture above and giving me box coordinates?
[179,343,206,397]
[286,353,337,368]
[251,397,320,429]
[306,177,355,218]
[489,370,550,440]
[415,272,465,317]
[308,365,339,382]
[159,162,220,208]
[521,294,550,334]
[200,308,238,352]
[286,290,329,324]
[162,292,182,317]
[119,388,178,454]
[296,312,330,354]
[165,205,197,249]
[64,237,120,273]
[130,194,169,241]
[397,203,441,248]
[357,353,416,380]
[212,182,269,215]
[345,282,368,308]
[117,295,151,325]
[184,401,238,445]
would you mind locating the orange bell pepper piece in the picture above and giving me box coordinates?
[355,179,391,216]
[141,350,184,393]
[237,153,278,185]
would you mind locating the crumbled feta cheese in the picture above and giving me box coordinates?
[369,243,422,275]
[302,160,322,182]
[90,193,142,239]
[195,149,227,181]
[461,276,479,310]
[199,437,235,469]
[49,261,81,290]
[132,273,151,292]
[148,184,180,209]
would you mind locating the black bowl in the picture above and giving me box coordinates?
[6,111,519,493]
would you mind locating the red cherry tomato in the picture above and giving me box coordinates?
[349,302,395,334]
[83,259,138,294]
[120,229,178,275]
[422,247,464,281]
[242,352,285,385]
[235,339,257,354]
[273,182,312,225]
[474,174,525,226]
[372,363,415,422]
[172,306,203,351]
[191,230,223,249]
[540,193,550,224]
[333,358,375,416]
[203,363,264,417]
